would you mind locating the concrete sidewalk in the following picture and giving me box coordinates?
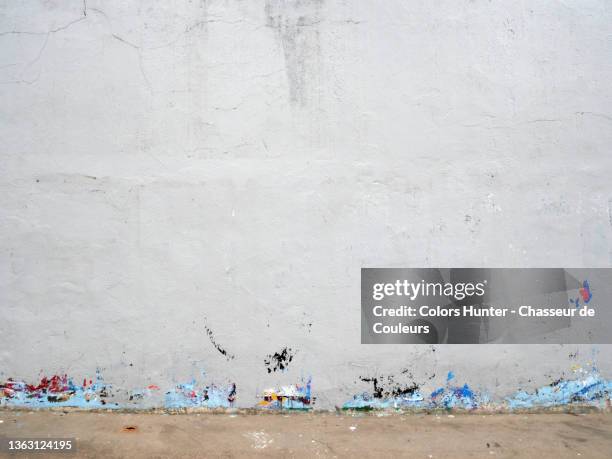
[0,410,610,458]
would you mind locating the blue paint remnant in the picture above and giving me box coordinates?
[343,391,424,410]
[430,383,480,409]
[343,375,425,410]
[570,297,580,309]
[0,371,116,409]
[430,372,483,410]
[164,380,236,409]
[506,371,611,409]
[344,372,481,410]
[258,378,313,410]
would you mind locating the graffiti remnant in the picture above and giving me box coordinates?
[0,372,114,408]
[165,380,237,409]
[258,378,312,410]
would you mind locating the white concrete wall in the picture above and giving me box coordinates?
[1,0,611,408]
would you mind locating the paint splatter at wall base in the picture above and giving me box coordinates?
[257,379,313,410]
[0,372,115,409]
[165,380,237,409]
[1,368,610,411]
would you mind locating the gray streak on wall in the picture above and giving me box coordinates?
[265,0,323,106]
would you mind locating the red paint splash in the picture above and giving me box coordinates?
[579,280,592,303]
[26,375,70,393]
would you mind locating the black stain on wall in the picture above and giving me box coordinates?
[204,319,235,361]
[264,347,295,373]
[359,375,421,399]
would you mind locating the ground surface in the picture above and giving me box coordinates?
[0,410,610,458]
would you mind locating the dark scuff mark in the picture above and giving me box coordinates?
[401,369,414,379]
[99,386,110,405]
[264,347,295,373]
[390,382,420,398]
[549,378,563,387]
[47,393,74,403]
[204,320,235,361]
[228,383,237,403]
[359,374,422,399]
[301,312,312,332]
[360,377,383,399]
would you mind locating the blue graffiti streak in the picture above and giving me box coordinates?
[430,383,479,409]
[506,372,611,409]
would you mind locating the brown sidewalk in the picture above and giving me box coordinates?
[0,410,610,458]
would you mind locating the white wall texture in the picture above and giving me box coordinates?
[1,0,611,409]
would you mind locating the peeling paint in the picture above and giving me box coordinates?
[344,372,484,410]
[165,380,237,409]
[506,369,612,409]
[257,378,312,410]
[343,374,425,410]
[0,372,116,409]
[343,392,424,410]
[1,365,610,411]
[430,383,483,410]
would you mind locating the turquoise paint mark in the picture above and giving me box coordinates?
[430,383,480,409]
[164,380,236,409]
[506,371,611,409]
[343,392,424,410]
[343,372,480,410]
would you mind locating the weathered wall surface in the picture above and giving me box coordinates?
[1,0,611,410]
